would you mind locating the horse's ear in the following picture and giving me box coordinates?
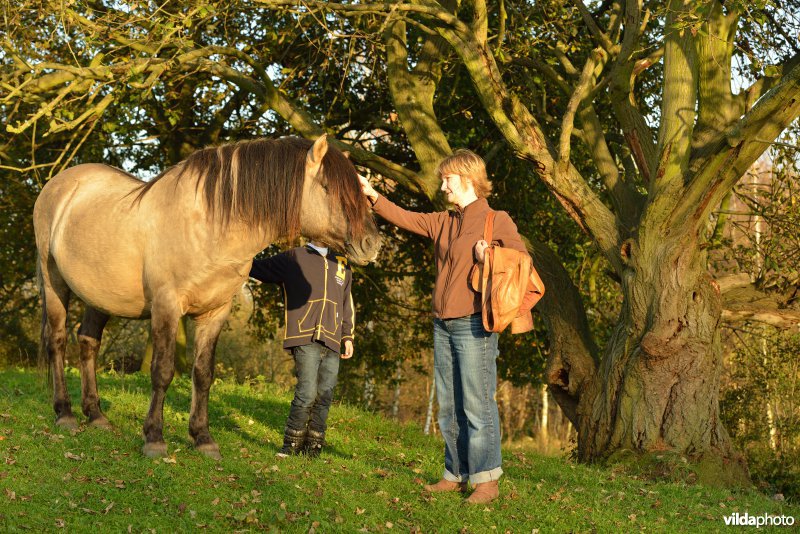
[307,135,328,176]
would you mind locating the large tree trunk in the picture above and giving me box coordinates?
[575,226,747,482]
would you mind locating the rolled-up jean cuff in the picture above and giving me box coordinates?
[443,469,464,483]
[469,467,503,485]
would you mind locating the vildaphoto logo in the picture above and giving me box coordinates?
[723,512,795,528]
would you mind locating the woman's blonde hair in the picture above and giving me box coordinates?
[436,149,493,198]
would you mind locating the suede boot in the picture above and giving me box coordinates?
[465,480,499,504]
[277,427,306,457]
[305,429,325,458]
[423,479,468,493]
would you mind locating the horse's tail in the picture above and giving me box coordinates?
[36,256,52,390]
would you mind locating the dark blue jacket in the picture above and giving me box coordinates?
[250,246,354,353]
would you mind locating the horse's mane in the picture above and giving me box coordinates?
[133,136,368,241]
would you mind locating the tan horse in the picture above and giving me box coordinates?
[33,135,381,458]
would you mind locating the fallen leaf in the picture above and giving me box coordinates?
[211,498,220,506]
[5,488,16,500]
[386,521,394,529]
[64,452,82,461]
[244,509,258,524]
[355,507,365,515]
[162,457,176,464]
[55,519,66,528]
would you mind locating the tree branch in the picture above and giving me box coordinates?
[526,238,599,426]
[722,281,800,329]
[691,1,739,158]
[606,0,657,183]
[652,0,698,198]
[383,14,451,197]
[676,60,800,228]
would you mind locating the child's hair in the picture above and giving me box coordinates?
[436,149,493,198]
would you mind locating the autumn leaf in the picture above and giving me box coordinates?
[64,452,82,461]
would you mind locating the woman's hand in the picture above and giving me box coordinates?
[358,175,379,202]
[475,240,489,263]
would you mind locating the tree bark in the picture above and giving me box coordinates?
[576,223,739,471]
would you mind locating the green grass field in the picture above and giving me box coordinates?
[0,368,797,532]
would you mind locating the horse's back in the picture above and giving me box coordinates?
[35,164,151,317]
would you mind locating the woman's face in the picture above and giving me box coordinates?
[440,173,472,206]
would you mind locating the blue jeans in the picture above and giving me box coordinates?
[286,343,340,432]
[434,313,502,485]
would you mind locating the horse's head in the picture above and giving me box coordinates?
[301,135,382,265]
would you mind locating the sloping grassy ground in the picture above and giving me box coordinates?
[0,368,797,533]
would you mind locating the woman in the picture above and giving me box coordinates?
[359,149,529,505]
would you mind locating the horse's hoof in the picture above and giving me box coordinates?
[142,442,168,458]
[55,416,78,431]
[196,443,222,461]
[89,416,113,430]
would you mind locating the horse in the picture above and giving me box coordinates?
[33,134,382,459]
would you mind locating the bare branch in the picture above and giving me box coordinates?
[559,48,606,165]
[572,0,616,54]
[722,282,800,329]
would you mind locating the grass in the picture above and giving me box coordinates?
[0,368,797,533]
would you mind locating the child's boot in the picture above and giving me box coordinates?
[305,429,325,458]
[277,427,306,457]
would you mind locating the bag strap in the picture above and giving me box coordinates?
[480,210,497,331]
[480,244,495,331]
[483,211,495,244]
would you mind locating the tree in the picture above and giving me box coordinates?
[5,0,800,482]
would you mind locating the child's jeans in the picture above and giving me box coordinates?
[286,342,340,432]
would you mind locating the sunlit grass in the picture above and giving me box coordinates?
[0,368,797,532]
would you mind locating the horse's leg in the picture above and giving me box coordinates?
[189,302,232,460]
[142,299,180,458]
[39,258,76,429]
[77,307,111,429]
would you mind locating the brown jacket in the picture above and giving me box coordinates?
[371,195,528,319]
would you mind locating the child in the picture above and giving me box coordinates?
[249,241,354,457]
